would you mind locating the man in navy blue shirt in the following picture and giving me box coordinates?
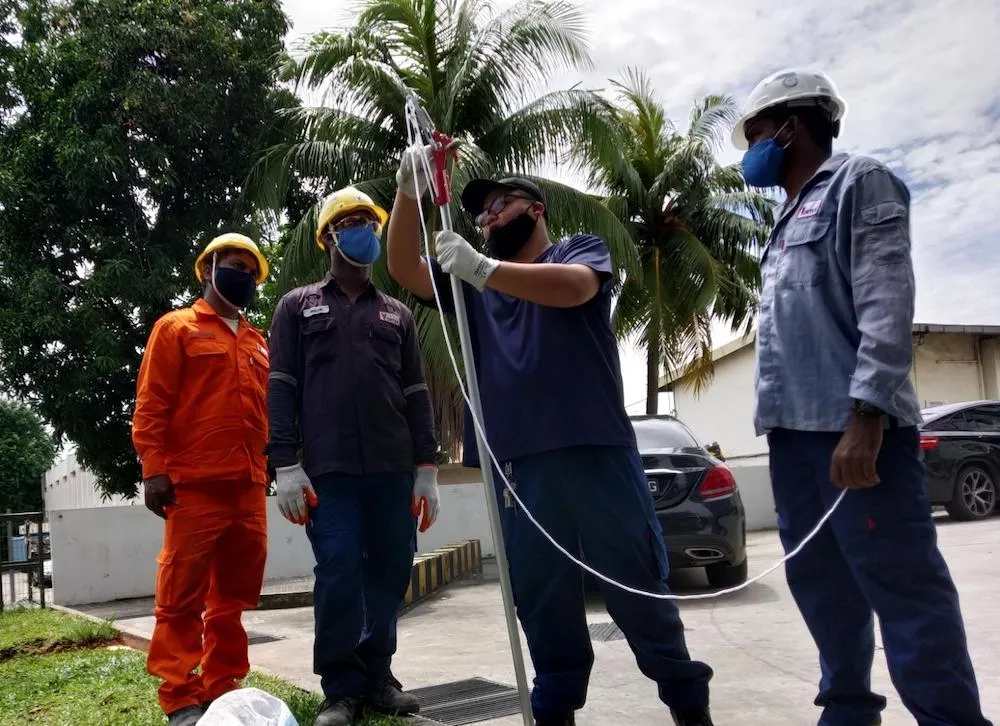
[386,164,714,726]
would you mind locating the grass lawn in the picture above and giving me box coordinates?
[0,608,406,726]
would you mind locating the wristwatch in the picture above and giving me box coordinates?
[852,399,884,418]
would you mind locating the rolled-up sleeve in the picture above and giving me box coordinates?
[400,308,437,466]
[844,167,916,414]
[266,294,301,468]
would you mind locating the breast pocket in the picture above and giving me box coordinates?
[185,337,229,367]
[370,322,402,372]
[778,215,832,289]
[301,315,338,365]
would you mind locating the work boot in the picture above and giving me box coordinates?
[671,708,714,726]
[365,674,421,715]
[535,713,576,725]
[314,697,360,726]
[166,705,206,726]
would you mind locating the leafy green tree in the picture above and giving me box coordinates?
[585,70,774,413]
[0,400,56,512]
[248,0,637,455]
[0,0,294,498]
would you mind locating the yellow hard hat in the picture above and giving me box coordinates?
[315,187,389,249]
[194,233,269,284]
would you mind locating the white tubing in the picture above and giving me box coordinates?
[402,103,847,601]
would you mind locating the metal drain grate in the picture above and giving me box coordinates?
[588,621,625,642]
[247,631,283,645]
[410,677,521,725]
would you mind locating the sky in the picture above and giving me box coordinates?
[280,0,1000,412]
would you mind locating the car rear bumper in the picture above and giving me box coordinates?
[657,495,747,569]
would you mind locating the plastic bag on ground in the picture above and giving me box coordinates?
[197,687,299,726]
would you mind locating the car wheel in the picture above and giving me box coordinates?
[705,558,748,588]
[945,464,997,521]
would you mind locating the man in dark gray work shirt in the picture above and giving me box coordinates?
[735,68,991,726]
[266,186,441,726]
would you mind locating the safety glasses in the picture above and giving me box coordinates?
[333,214,376,231]
[474,194,535,227]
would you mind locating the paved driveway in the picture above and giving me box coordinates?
[110,514,999,725]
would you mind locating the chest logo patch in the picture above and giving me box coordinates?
[303,304,330,318]
[797,199,822,219]
[379,310,401,326]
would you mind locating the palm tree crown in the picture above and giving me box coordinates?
[584,68,774,412]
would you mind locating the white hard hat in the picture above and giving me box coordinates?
[732,69,847,150]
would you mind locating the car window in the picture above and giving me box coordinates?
[924,413,961,431]
[959,405,1000,433]
[631,418,701,450]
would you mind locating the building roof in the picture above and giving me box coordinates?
[658,323,1000,390]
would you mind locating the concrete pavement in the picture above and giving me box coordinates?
[96,513,999,725]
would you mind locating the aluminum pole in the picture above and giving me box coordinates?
[437,202,534,725]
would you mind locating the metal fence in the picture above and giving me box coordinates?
[0,512,49,610]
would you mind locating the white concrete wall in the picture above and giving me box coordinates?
[50,498,315,606]
[913,333,984,406]
[671,344,764,458]
[729,457,777,531]
[48,477,493,607]
[980,337,1000,400]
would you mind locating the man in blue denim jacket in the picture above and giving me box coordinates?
[735,69,992,726]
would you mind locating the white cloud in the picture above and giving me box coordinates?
[279,0,1000,405]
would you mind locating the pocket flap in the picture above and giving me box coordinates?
[186,338,227,356]
[784,216,832,248]
[371,323,401,344]
[302,315,336,335]
[861,201,907,226]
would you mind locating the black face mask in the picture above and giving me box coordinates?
[213,266,257,309]
[487,212,537,260]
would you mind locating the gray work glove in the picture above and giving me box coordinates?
[275,464,317,525]
[395,145,434,199]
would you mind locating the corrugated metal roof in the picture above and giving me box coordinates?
[658,323,1000,389]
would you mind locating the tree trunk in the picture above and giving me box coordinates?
[646,248,662,415]
[646,338,659,414]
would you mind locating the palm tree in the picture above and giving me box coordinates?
[245,0,637,456]
[582,68,774,414]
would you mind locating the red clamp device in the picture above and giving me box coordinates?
[430,130,456,207]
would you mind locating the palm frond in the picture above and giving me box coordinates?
[686,94,740,154]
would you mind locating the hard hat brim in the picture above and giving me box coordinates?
[732,95,847,150]
[195,241,269,284]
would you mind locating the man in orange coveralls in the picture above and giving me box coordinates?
[132,232,271,726]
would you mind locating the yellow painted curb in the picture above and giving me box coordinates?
[403,540,482,607]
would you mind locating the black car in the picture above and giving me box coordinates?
[919,400,1000,521]
[631,415,748,587]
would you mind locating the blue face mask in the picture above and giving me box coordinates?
[335,224,381,266]
[741,122,791,188]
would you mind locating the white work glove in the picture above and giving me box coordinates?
[435,230,500,291]
[411,466,441,533]
[274,464,317,526]
[395,145,433,200]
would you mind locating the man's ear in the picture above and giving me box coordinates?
[779,116,799,146]
[531,202,545,220]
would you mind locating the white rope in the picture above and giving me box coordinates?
[402,100,847,600]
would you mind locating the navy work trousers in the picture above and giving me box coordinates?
[494,445,713,720]
[768,427,991,726]
[306,472,416,702]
